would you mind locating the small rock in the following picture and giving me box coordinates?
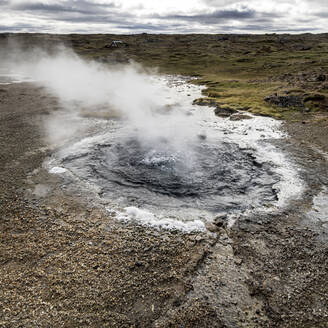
[214,106,237,117]
[317,74,326,82]
[172,298,182,307]
[264,94,304,108]
[235,258,243,265]
[214,214,227,228]
[195,235,205,242]
[206,223,220,233]
[229,114,253,121]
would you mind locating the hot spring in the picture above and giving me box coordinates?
[46,75,303,232]
[1,49,303,232]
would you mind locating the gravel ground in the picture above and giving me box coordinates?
[1,83,328,327]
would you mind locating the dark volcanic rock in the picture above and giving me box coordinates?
[316,74,326,82]
[214,106,237,117]
[229,114,253,121]
[193,98,237,117]
[303,93,326,102]
[193,98,217,107]
[264,94,304,108]
[214,214,228,228]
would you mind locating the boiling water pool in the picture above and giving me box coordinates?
[47,76,303,231]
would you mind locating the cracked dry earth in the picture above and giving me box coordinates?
[1,83,328,327]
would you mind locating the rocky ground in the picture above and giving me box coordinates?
[1,82,328,328]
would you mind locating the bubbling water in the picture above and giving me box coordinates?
[46,74,304,229]
[0,46,303,231]
[61,135,279,213]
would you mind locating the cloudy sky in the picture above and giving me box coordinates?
[0,0,327,34]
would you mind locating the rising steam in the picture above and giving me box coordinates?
[2,44,201,152]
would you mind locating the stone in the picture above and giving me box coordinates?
[214,106,237,117]
[229,114,253,121]
[206,223,220,233]
[214,214,227,228]
[264,94,304,108]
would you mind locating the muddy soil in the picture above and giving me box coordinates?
[0,83,328,327]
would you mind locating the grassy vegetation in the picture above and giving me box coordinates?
[2,33,328,120]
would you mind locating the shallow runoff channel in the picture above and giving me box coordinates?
[42,75,304,232]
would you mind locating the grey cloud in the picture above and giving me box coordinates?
[117,23,165,31]
[0,0,326,34]
[1,0,137,31]
[55,13,132,25]
[203,0,298,6]
[152,8,284,25]
[304,0,328,5]
[239,24,319,33]
[272,27,319,32]
[5,0,128,27]
[215,23,319,33]
[10,0,118,15]
[12,3,79,12]
[164,9,256,23]
[0,23,50,32]
[151,5,288,33]
[202,0,244,6]
[313,12,328,18]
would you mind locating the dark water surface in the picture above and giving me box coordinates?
[61,135,280,213]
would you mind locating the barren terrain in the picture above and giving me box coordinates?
[1,34,328,327]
